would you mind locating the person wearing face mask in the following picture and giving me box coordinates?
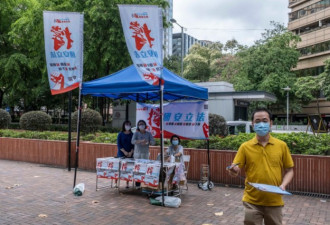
[227,108,294,225]
[131,119,155,160]
[131,120,155,188]
[117,121,134,158]
[116,120,134,188]
[166,135,184,164]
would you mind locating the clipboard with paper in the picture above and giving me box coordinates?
[248,182,292,195]
[226,163,292,195]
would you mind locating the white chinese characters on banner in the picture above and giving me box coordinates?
[118,5,163,86]
[136,101,209,140]
[43,11,83,95]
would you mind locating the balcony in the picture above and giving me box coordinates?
[289,0,311,8]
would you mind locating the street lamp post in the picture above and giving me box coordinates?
[170,18,184,77]
[283,86,291,130]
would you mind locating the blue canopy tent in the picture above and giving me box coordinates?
[81,65,208,102]
[73,65,211,195]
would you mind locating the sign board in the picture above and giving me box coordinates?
[43,11,84,95]
[307,115,327,133]
[118,4,163,85]
[136,101,209,139]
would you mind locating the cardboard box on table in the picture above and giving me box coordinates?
[133,160,148,183]
[142,163,176,191]
[144,163,161,187]
[96,157,120,179]
[120,159,135,182]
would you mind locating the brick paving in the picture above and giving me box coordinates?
[0,159,329,225]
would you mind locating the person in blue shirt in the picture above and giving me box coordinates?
[117,120,134,158]
[117,120,134,188]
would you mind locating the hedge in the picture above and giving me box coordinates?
[0,129,329,155]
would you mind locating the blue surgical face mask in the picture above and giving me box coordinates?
[172,140,179,146]
[138,125,145,130]
[253,122,270,137]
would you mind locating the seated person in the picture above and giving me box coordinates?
[166,135,184,164]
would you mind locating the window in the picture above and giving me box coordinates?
[290,0,330,22]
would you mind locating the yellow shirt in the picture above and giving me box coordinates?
[233,135,294,206]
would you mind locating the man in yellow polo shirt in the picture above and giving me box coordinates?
[228,108,294,225]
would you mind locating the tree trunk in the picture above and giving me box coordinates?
[0,89,3,108]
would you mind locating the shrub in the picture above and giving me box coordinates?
[209,113,227,136]
[72,108,102,134]
[19,111,52,131]
[8,122,20,129]
[0,109,11,129]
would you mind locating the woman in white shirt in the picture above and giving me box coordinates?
[131,119,155,160]
[166,135,184,164]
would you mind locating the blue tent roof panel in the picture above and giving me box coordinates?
[82,65,208,102]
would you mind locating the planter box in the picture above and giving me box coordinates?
[1,137,330,195]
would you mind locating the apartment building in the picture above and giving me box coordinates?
[288,0,330,118]
[172,33,208,58]
[163,0,173,58]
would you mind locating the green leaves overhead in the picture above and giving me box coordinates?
[0,0,167,110]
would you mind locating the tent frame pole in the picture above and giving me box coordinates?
[73,86,83,188]
[68,91,72,171]
[159,78,165,206]
[207,139,210,188]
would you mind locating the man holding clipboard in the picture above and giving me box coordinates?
[228,108,294,225]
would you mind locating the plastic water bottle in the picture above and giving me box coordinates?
[73,183,85,196]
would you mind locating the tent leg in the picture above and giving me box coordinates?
[73,87,83,188]
[207,139,210,188]
[159,79,165,207]
[68,91,72,172]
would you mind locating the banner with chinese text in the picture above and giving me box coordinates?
[43,11,84,95]
[136,101,209,139]
[118,5,163,86]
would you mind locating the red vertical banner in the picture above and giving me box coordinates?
[118,5,163,85]
[43,11,84,95]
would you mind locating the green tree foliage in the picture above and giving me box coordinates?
[72,108,102,133]
[1,0,167,112]
[183,43,222,81]
[295,59,330,104]
[322,59,330,99]
[210,54,239,82]
[224,38,245,54]
[209,113,227,136]
[206,40,244,82]
[183,54,210,81]
[1,0,74,111]
[20,111,52,131]
[232,22,301,110]
[164,54,180,74]
[0,109,11,129]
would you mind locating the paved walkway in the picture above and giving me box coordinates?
[0,159,329,225]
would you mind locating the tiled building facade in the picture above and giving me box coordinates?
[288,0,330,118]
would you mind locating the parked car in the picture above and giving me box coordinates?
[226,121,314,135]
[226,121,253,135]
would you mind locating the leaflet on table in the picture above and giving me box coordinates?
[96,157,120,171]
